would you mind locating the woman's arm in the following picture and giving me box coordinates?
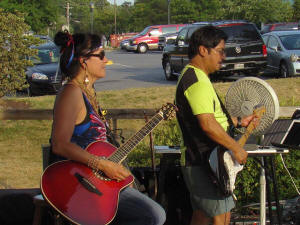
[51,85,130,181]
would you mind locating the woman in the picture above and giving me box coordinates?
[51,31,166,225]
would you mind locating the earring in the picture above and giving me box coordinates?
[84,66,89,85]
[84,76,89,85]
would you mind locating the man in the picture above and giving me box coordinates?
[175,26,257,225]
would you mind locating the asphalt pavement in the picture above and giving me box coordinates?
[94,50,176,91]
[95,49,278,92]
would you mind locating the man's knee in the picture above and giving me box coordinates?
[191,210,211,225]
[213,212,231,225]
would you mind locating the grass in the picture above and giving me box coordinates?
[1,76,300,189]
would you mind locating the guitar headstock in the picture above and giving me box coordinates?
[160,103,177,120]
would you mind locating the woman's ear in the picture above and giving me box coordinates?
[79,57,87,68]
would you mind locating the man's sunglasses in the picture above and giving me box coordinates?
[87,51,105,60]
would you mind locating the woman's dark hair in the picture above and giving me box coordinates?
[54,31,102,79]
[188,26,228,59]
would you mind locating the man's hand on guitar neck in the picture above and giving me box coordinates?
[233,114,259,128]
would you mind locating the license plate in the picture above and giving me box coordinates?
[234,63,244,69]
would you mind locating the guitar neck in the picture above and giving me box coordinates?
[237,122,256,147]
[108,111,164,163]
[237,106,265,147]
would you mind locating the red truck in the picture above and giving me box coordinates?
[126,24,187,53]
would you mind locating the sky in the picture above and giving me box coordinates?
[107,0,134,5]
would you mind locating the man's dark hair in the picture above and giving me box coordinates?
[188,26,228,59]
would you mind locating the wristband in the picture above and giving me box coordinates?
[237,116,242,128]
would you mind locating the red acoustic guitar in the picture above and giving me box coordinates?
[41,103,176,225]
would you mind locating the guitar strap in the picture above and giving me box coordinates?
[215,93,235,138]
[97,107,121,148]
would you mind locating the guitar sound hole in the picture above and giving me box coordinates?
[93,170,111,181]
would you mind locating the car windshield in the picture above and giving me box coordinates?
[279,34,300,50]
[139,27,151,36]
[220,24,261,43]
[30,43,60,65]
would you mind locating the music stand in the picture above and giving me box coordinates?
[259,119,300,225]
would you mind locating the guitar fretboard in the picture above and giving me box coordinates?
[108,111,164,163]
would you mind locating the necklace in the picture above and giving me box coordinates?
[71,80,107,122]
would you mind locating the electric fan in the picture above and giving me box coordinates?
[225,77,280,136]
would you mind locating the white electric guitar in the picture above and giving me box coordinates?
[208,106,266,197]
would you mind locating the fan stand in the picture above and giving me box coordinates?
[226,77,281,225]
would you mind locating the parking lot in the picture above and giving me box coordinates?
[97,49,276,92]
[95,50,175,91]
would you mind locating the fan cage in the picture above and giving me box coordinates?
[225,77,279,137]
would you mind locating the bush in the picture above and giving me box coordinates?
[0,8,40,97]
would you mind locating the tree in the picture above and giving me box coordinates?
[170,0,199,24]
[0,9,40,97]
[218,0,293,27]
[192,0,223,21]
[0,0,59,33]
[293,0,300,21]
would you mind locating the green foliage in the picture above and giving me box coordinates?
[0,9,41,97]
[235,149,300,208]
[0,0,296,36]
[293,0,300,21]
[219,0,293,24]
[127,119,181,167]
[170,0,199,24]
[0,0,59,33]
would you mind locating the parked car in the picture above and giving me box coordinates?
[110,32,139,48]
[120,33,139,50]
[262,30,300,78]
[261,22,299,34]
[26,40,62,96]
[126,24,187,53]
[120,39,130,50]
[158,32,179,50]
[162,21,267,80]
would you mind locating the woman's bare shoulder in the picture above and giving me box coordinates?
[54,83,83,109]
[58,83,82,100]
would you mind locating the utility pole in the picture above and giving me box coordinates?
[90,2,95,33]
[167,0,171,24]
[114,0,117,34]
[66,2,70,31]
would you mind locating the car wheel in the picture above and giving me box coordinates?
[279,62,290,78]
[164,60,176,81]
[137,44,148,53]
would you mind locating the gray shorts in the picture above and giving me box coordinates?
[181,166,235,217]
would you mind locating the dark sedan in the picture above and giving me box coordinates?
[26,41,62,96]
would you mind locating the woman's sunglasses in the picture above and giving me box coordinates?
[87,51,105,60]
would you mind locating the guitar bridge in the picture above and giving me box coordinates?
[93,170,111,181]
